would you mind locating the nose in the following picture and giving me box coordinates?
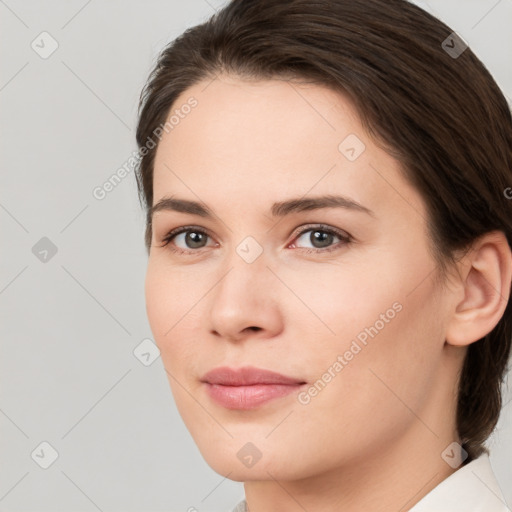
[208,255,284,343]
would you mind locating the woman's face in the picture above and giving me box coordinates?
[145,75,459,480]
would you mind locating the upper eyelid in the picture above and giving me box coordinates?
[293,224,350,239]
[160,225,214,247]
[162,223,351,247]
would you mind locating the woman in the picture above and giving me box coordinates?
[135,0,512,510]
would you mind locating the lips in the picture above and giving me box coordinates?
[201,366,307,410]
[201,366,306,386]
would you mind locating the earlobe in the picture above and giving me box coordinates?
[445,231,512,347]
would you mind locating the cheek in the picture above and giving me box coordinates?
[282,249,445,418]
[273,253,406,354]
[144,262,197,364]
[284,294,444,469]
[145,258,201,333]
[145,262,172,339]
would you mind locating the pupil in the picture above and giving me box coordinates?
[187,232,205,248]
[312,230,332,248]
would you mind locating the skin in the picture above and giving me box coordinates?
[145,74,512,512]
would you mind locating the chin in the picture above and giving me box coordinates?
[195,439,310,482]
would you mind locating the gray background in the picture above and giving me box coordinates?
[1,1,511,511]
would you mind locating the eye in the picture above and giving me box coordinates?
[289,224,352,253]
[159,226,216,254]
[159,223,352,255]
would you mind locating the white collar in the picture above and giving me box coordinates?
[409,453,510,511]
[231,453,510,511]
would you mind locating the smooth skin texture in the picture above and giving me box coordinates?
[145,75,512,512]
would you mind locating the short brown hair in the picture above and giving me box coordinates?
[135,0,512,461]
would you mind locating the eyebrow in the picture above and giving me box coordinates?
[148,195,375,219]
[149,194,375,220]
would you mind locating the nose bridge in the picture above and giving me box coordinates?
[207,235,281,338]
[216,235,271,302]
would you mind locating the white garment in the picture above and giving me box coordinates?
[230,453,510,511]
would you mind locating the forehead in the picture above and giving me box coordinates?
[156,74,360,166]
[152,75,427,224]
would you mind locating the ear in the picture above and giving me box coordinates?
[445,231,512,347]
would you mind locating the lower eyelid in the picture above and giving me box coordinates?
[162,229,212,249]
[162,226,351,252]
[292,227,350,246]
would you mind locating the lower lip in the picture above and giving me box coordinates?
[203,382,305,410]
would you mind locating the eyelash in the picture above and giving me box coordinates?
[159,224,352,255]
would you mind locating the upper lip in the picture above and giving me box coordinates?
[201,366,306,386]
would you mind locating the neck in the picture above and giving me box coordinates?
[243,424,460,512]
